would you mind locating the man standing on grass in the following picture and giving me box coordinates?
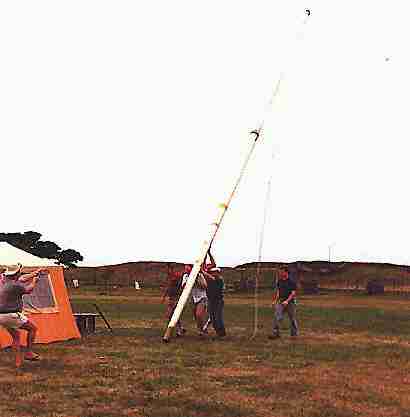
[0,265,45,367]
[269,267,298,339]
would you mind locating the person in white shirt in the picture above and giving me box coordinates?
[182,265,208,336]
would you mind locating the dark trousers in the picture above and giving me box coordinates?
[208,299,226,336]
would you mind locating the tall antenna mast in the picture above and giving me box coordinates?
[163,8,312,343]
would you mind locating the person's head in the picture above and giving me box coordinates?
[167,263,176,275]
[184,264,193,274]
[279,268,289,280]
[3,264,23,280]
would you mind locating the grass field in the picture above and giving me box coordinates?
[1,288,410,417]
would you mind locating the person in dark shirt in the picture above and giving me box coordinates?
[269,267,298,339]
[202,253,226,339]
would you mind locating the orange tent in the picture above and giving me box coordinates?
[0,243,80,348]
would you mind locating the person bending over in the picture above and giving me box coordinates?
[0,265,46,367]
[202,254,226,339]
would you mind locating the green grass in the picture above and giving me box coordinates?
[1,290,410,417]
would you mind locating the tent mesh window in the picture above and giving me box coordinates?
[23,271,58,313]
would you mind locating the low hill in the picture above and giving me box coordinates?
[64,260,410,292]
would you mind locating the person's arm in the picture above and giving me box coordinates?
[197,273,208,289]
[161,285,169,303]
[181,273,188,289]
[272,289,279,306]
[207,249,216,269]
[281,290,296,306]
[18,268,44,283]
[23,274,40,294]
[202,270,215,281]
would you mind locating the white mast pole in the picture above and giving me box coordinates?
[163,132,260,342]
[163,8,311,343]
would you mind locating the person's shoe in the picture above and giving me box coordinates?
[290,333,298,337]
[24,351,41,361]
[268,334,280,340]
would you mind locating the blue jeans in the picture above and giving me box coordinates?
[208,299,226,336]
[272,303,298,336]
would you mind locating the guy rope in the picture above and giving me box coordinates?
[251,8,312,338]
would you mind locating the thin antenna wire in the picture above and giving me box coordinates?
[250,9,312,340]
[254,9,311,138]
[251,170,273,339]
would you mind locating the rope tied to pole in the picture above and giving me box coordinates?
[250,130,260,141]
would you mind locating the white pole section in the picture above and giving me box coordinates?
[163,133,260,342]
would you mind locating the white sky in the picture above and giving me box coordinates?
[1,1,409,267]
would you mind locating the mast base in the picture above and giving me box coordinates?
[162,327,173,343]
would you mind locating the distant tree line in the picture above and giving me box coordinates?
[0,231,83,268]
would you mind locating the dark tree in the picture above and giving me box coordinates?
[56,249,84,268]
[30,241,61,259]
[0,231,83,268]
[0,231,42,250]
[19,231,42,249]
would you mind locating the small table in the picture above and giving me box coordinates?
[74,313,99,335]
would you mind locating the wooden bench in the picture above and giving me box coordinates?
[74,313,99,335]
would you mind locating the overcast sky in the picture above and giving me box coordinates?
[1,1,409,267]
